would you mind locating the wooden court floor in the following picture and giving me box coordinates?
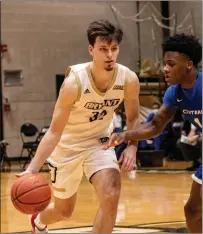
[1,171,192,233]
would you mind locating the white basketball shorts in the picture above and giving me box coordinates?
[47,147,119,199]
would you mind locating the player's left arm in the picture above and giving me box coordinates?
[124,68,140,146]
[119,69,140,172]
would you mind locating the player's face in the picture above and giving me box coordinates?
[163,51,192,85]
[88,37,120,71]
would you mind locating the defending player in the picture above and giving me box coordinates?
[104,34,202,233]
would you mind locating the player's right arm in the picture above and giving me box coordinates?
[24,71,78,174]
[103,86,177,149]
[123,105,176,141]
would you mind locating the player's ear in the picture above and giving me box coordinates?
[187,60,193,71]
[88,45,93,56]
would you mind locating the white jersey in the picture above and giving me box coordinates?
[56,62,129,151]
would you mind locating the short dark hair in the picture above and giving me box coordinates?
[162,33,202,67]
[87,20,123,46]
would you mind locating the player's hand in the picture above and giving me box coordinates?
[119,144,137,172]
[102,132,126,150]
[15,169,34,178]
[188,135,199,145]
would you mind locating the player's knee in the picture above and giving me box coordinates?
[102,179,121,206]
[184,201,202,219]
[57,207,74,219]
[53,194,77,220]
[184,202,191,218]
[54,202,75,219]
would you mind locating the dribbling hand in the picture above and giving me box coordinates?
[15,169,34,178]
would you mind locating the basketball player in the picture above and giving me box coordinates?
[18,20,140,233]
[104,34,202,233]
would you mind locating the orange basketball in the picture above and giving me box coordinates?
[11,174,51,214]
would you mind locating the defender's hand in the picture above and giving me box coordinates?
[102,132,126,150]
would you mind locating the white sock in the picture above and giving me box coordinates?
[34,214,47,229]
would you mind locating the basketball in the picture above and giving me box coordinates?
[11,174,51,214]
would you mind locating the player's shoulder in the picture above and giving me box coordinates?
[63,72,78,90]
[117,63,135,73]
[63,65,82,89]
[165,84,179,95]
[65,62,90,77]
[117,63,138,82]
[70,62,90,73]
[197,71,202,85]
[164,85,179,103]
[59,72,79,103]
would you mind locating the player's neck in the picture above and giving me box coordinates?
[90,62,115,84]
[181,69,198,89]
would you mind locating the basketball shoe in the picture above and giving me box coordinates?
[29,213,48,233]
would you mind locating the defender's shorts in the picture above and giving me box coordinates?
[47,147,119,199]
[192,164,202,184]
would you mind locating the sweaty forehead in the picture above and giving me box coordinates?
[164,51,189,62]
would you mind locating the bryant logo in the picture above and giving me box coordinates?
[84,99,120,110]
[113,85,124,90]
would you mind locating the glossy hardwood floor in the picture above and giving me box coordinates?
[1,171,192,233]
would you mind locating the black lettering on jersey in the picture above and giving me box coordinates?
[84,99,120,110]
[113,85,124,90]
[84,102,104,110]
[89,110,107,122]
[104,99,120,107]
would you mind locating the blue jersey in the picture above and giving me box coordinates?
[192,164,202,184]
[163,72,202,133]
[163,72,202,184]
